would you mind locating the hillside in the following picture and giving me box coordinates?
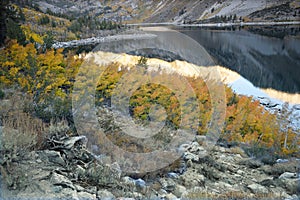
[28,0,300,23]
[1,21,300,200]
[1,1,300,200]
[1,50,300,199]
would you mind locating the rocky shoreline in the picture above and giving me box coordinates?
[52,32,157,49]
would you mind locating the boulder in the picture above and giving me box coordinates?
[180,169,205,188]
[97,189,115,200]
[122,176,136,188]
[247,183,269,194]
[50,172,75,190]
[183,152,199,162]
[135,178,147,193]
[159,178,176,192]
[84,162,120,186]
[173,184,187,198]
[167,172,179,179]
[277,178,300,194]
[165,193,178,200]
[38,150,65,166]
[77,192,97,200]
[279,172,298,179]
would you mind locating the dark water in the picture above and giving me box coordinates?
[175,26,300,93]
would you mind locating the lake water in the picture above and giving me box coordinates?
[175,26,300,94]
[93,25,300,105]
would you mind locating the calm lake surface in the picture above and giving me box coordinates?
[174,26,300,94]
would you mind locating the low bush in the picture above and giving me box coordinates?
[0,89,5,100]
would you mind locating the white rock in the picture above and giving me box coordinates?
[183,152,199,162]
[285,194,299,200]
[279,172,298,179]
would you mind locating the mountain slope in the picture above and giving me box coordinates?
[30,0,300,23]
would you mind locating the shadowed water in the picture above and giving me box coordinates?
[178,26,300,94]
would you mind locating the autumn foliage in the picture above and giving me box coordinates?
[0,41,299,157]
[94,63,299,157]
[0,40,83,121]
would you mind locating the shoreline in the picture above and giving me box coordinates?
[128,21,300,27]
[53,21,300,48]
[52,33,157,49]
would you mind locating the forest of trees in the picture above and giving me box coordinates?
[92,62,299,157]
[0,0,26,45]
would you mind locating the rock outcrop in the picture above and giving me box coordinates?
[1,128,299,199]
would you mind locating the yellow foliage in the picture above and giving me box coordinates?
[0,37,298,156]
[0,39,82,102]
[22,25,44,44]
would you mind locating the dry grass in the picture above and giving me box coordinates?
[227,146,248,158]
[0,92,47,162]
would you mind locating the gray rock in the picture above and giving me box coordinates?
[135,178,147,193]
[278,178,300,194]
[180,169,205,188]
[173,184,187,198]
[77,192,97,200]
[57,188,79,199]
[183,152,199,162]
[279,172,298,179]
[74,184,85,192]
[84,187,97,195]
[269,187,291,199]
[159,178,176,192]
[165,193,178,200]
[247,183,269,194]
[122,176,136,187]
[188,142,205,153]
[194,135,207,145]
[50,172,75,190]
[285,194,300,200]
[74,165,86,179]
[39,150,65,166]
[63,136,87,149]
[214,181,233,191]
[167,172,179,179]
[97,189,115,200]
[135,178,146,187]
[85,163,119,186]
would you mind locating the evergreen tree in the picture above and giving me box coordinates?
[0,1,26,45]
[6,18,26,45]
[0,0,10,45]
[43,31,54,50]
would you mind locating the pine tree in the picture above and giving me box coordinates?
[0,0,10,45]
[6,18,26,45]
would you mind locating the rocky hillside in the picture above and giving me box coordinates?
[1,48,299,199]
[28,0,300,23]
[1,109,300,200]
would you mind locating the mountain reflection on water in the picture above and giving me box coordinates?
[178,26,300,94]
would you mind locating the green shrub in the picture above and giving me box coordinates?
[0,89,4,100]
